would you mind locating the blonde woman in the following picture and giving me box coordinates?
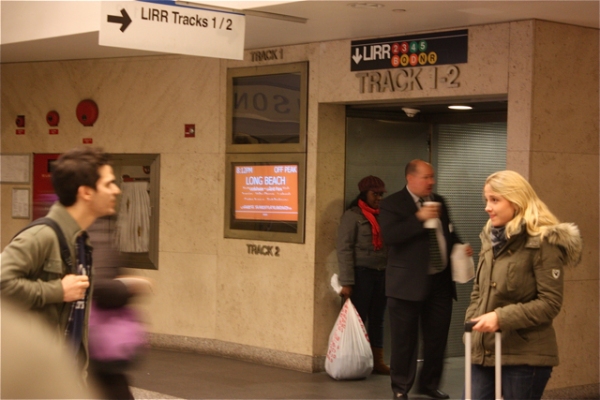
[465,171,582,400]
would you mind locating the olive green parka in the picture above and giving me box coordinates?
[1,203,92,379]
[465,222,582,367]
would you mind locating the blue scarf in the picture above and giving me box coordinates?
[490,226,507,257]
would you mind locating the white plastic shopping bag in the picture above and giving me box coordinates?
[450,243,475,283]
[325,298,373,380]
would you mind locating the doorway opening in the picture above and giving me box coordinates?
[344,99,507,358]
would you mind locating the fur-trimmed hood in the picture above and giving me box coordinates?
[540,223,583,267]
[482,222,583,267]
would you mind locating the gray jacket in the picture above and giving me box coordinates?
[336,206,387,286]
[465,222,582,367]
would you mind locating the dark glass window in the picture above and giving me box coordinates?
[232,73,301,145]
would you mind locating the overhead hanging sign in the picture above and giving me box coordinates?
[99,1,245,60]
[351,29,468,72]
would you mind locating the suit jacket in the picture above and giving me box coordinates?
[379,187,460,301]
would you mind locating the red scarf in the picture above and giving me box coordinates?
[358,199,383,250]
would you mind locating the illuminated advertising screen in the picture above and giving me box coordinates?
[234,164,298,222]
[225,154,306,243]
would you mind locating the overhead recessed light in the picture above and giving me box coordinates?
[448,105,473,110]
[347,3,384,9]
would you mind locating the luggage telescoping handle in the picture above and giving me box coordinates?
[464,321,502,400]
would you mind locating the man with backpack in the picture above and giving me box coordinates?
[1,146,121,382]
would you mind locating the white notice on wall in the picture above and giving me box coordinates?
[12,188,30,219]
[1,154,30,183]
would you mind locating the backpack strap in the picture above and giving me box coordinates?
[13,218,74,273]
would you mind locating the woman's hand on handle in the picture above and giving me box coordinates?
[470,311,500,332]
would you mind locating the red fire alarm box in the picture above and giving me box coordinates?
[76,99,99,126]
[185,124,195,138]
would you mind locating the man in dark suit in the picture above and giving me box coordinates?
[379,159,472,400]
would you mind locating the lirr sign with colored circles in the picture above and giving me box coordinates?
[351,29,468,72]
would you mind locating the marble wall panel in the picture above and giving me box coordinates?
[313,173,345,263]
[129,252,218,338]
[507,21,534,155]
[505,150,531,178]
[460,23,511,96]
[304,147,318,249]
[529,152,599,282]
[1,62,82,153]
[214,254,314,355]
[303,46,322,251]
[313,169,345,263]
[525,21,599,389]
[312,259,343,359]
[159,152,223,254]
[549,279,599,388]
[159,153,225,254]
[1,56,222,155]
[531,22,599,155]
[312,103,346,155]
[313,103,346,356]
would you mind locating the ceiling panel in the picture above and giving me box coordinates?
[1,1,598,64]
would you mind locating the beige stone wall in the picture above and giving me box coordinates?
[1,55,225,343]
[505,20,599,389]
[313,103,346,355]
[1,20,598,387]
[528,21,599,389]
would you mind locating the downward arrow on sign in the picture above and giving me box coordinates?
[107,9,132,32]
[352,48,363,64]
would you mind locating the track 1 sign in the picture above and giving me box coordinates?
[99,1,245,60]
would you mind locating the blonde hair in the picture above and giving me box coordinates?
[484,170,559,238]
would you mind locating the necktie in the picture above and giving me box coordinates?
[419,198,444,274]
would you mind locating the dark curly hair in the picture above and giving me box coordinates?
[51,147,111,207]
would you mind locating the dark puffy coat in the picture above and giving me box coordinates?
[336,206,387,286]
[465,223,582,367]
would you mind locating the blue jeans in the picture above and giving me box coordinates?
[351,267,386,348]
[465,364,552,400]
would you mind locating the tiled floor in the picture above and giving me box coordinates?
[128,348,600,400]
[128,349,466,400]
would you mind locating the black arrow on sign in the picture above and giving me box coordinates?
[107,9,132,32]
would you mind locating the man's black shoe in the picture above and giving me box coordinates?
[419,388,450,399]
[392,393,409,399]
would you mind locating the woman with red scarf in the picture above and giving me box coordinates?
[336,175,389,375]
